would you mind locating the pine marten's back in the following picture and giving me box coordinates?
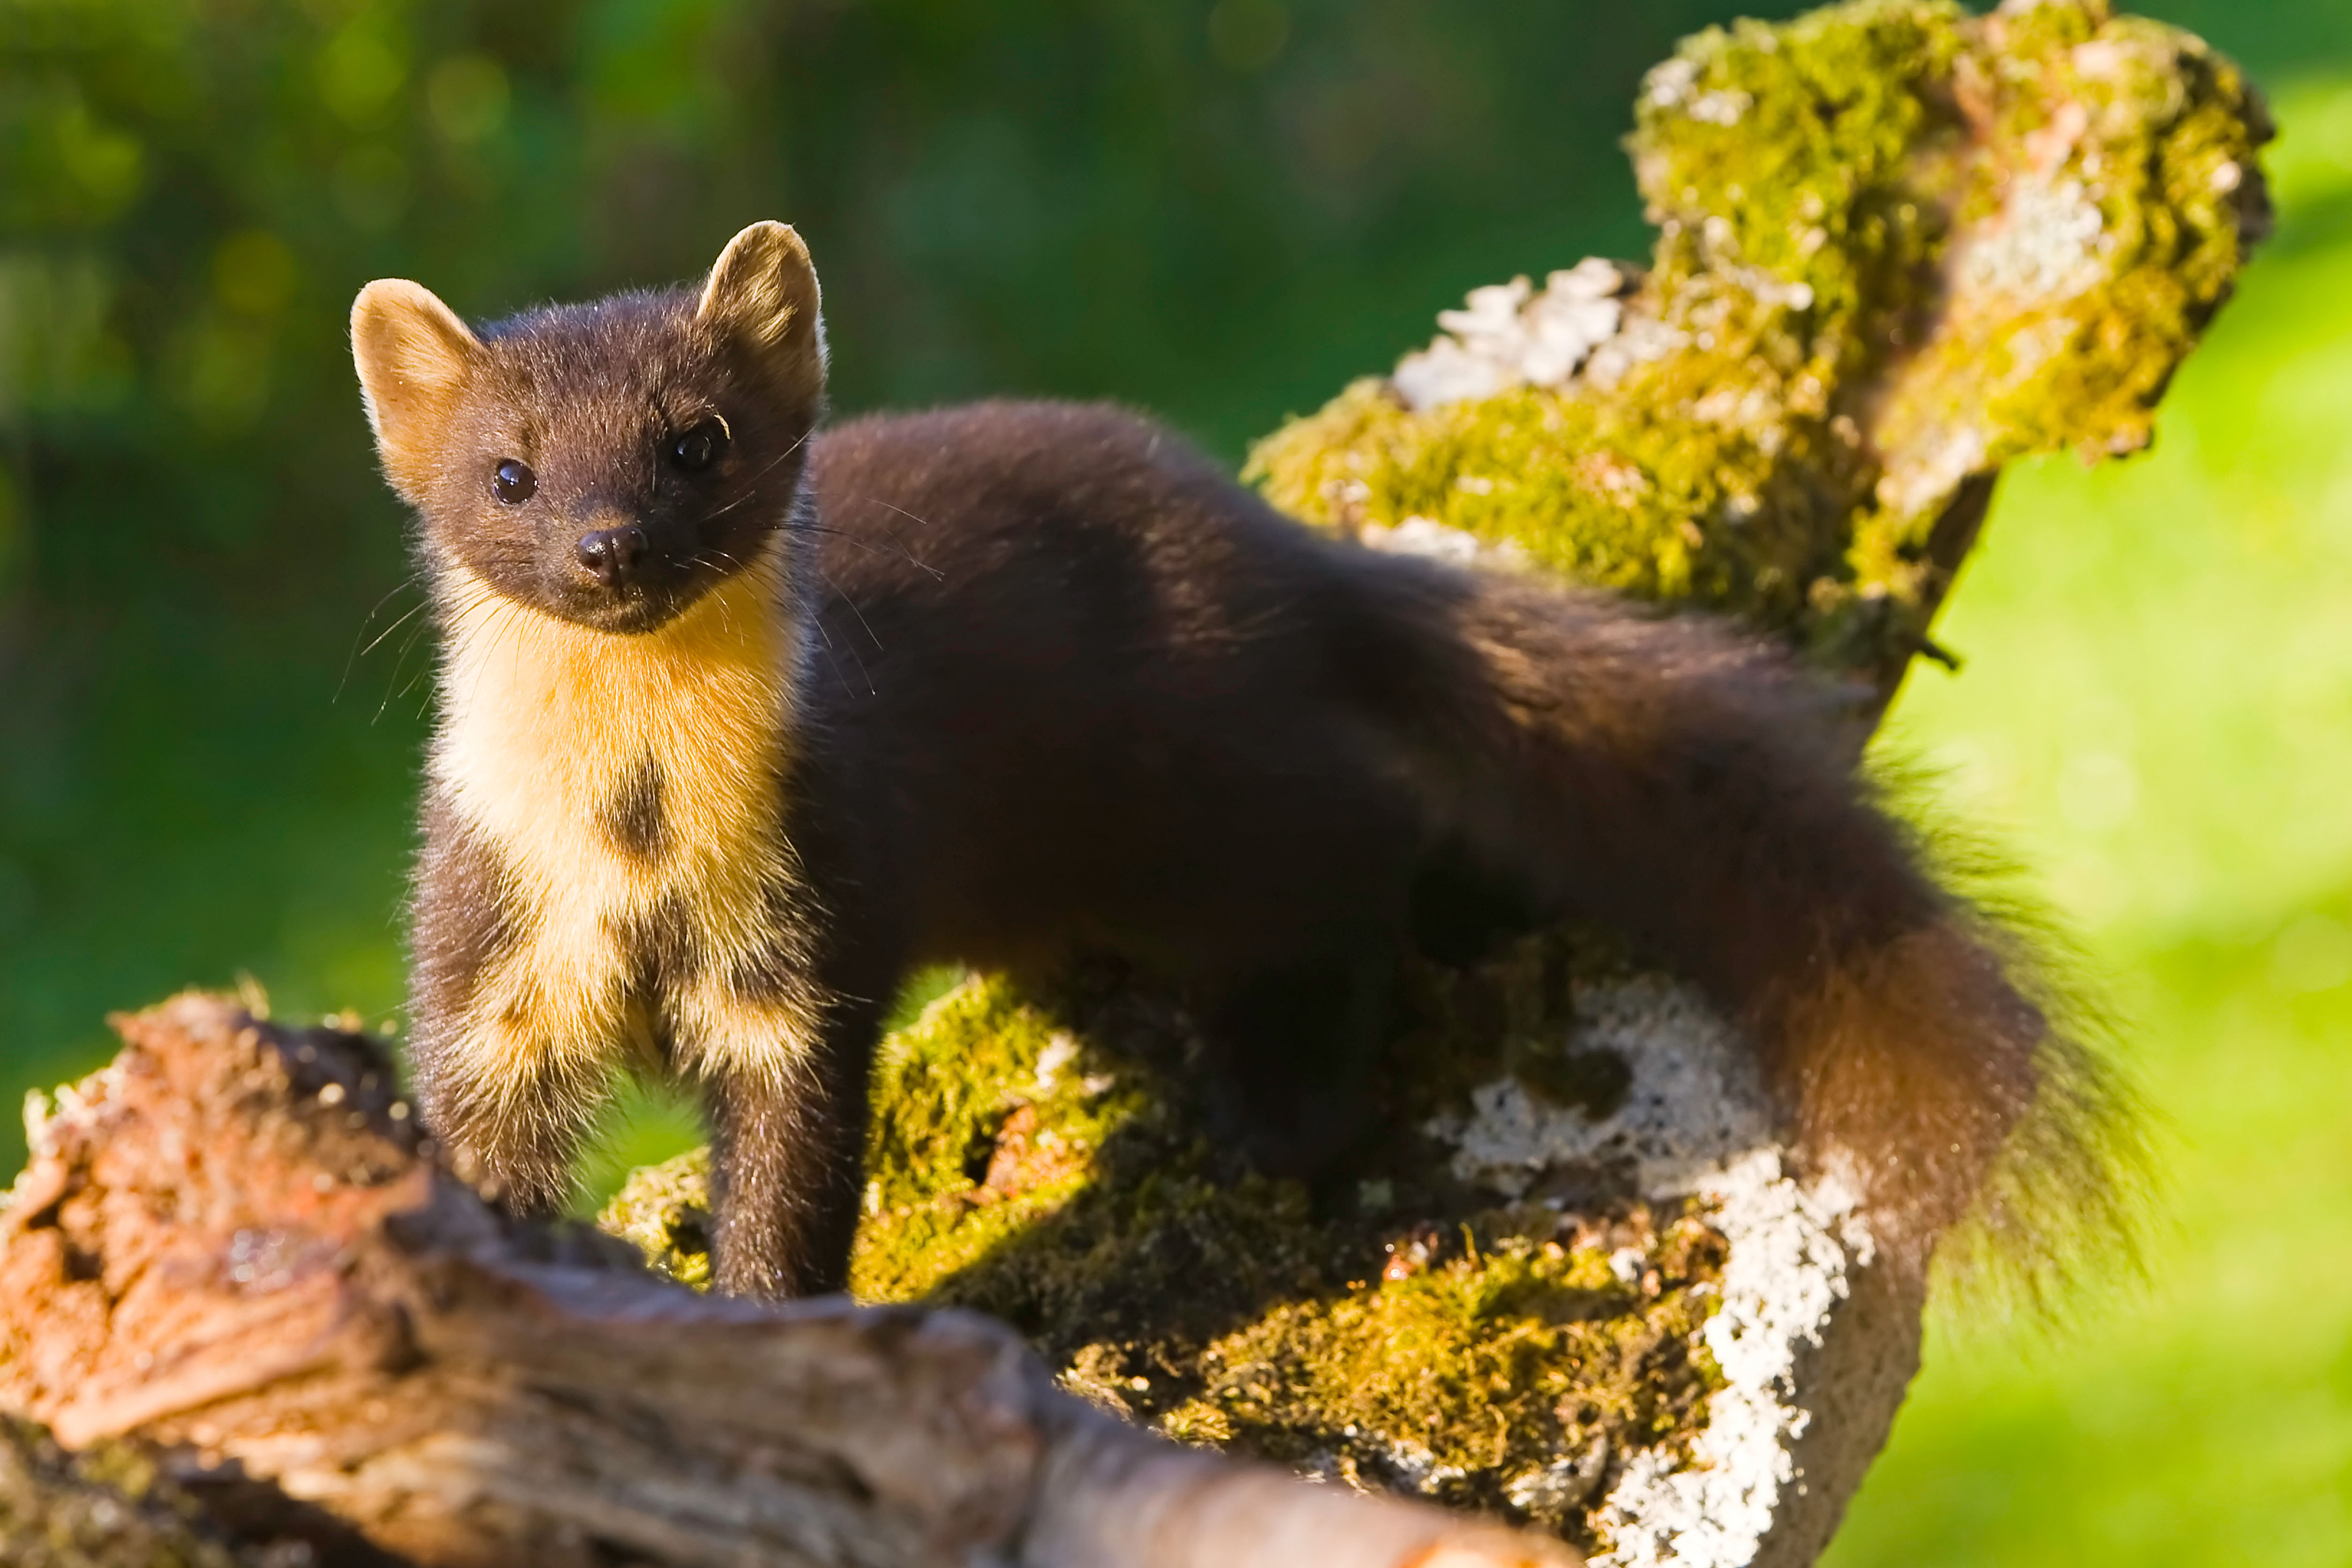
[801,401,1448,986]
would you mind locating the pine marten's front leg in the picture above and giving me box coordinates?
[407,794,618,1214]
[684,870,899,1298]
[699,1000,884,1298]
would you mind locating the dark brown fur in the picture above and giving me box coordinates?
[796,403,2043,1262]
[600,756,669,863]
[408,794,522,1019]
[377,244,2096,1298]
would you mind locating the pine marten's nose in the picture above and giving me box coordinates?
[577,524,650,588]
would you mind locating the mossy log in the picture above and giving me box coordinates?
[597,2,2265,1564]
[1251,0,2269,694]
[0,995,1576,1568]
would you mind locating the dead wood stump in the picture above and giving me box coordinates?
[0,993,1578,1568]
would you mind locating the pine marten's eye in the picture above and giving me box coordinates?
[491,459,536,505]
[669,418,729,474]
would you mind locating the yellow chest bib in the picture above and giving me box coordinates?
[429,561,813,1085]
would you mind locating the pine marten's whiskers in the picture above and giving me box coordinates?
[340,571,429,699]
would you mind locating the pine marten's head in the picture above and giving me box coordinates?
[350,222,825,635]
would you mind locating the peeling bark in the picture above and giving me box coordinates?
[0,995,1577,1568]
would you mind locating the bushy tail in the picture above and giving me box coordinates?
[1873,770,2153,1315]
[1357,560,2144,1284]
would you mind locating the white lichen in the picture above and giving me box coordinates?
[1956,173,2106,300]
[1032,1030,1079,1093]
[1392,259,1631,409]
[1364,1438,1471,1497]
[1875,421,1989,519]
[1506,1434,1613,1519]
[1357,514,1529,569]
[1425,976,1775,1199]
[1424,976,1881,1568]
[1590,1151,1870,1568]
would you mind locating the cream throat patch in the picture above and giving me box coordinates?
[427,553,822,1095]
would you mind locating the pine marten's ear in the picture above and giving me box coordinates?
[697,221,826,408]
[351,279,484,504]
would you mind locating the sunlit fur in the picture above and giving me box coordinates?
[426,549,819,1108]
[362,224,866,1290]
[362,225,2133,1303]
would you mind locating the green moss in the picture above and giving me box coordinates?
[0,1417,256,1568]
[1866,6,2272,503]
[598,1145,713,1289]
[604,953,1726,1552]
[1245,378,1849,628]
[1245,0,2269,678]
[1156,1210,1726,1532]
[851,976,1151,1301]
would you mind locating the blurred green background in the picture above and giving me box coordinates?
[1,0,2347,1562]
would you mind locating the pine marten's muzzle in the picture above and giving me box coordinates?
[536,520,705,637]
[576,521,652,588]
[560,502,713,626]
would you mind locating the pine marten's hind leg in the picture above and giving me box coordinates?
[1186,778,1427,1183]
[1195,935,1403,1181]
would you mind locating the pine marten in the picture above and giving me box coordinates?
[351,222,2076,1300]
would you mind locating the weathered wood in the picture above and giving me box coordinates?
[0,993,1576,1568]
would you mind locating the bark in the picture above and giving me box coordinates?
[0,994,1576,1568]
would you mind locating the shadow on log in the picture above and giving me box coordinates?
[0,995,1577,1568]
